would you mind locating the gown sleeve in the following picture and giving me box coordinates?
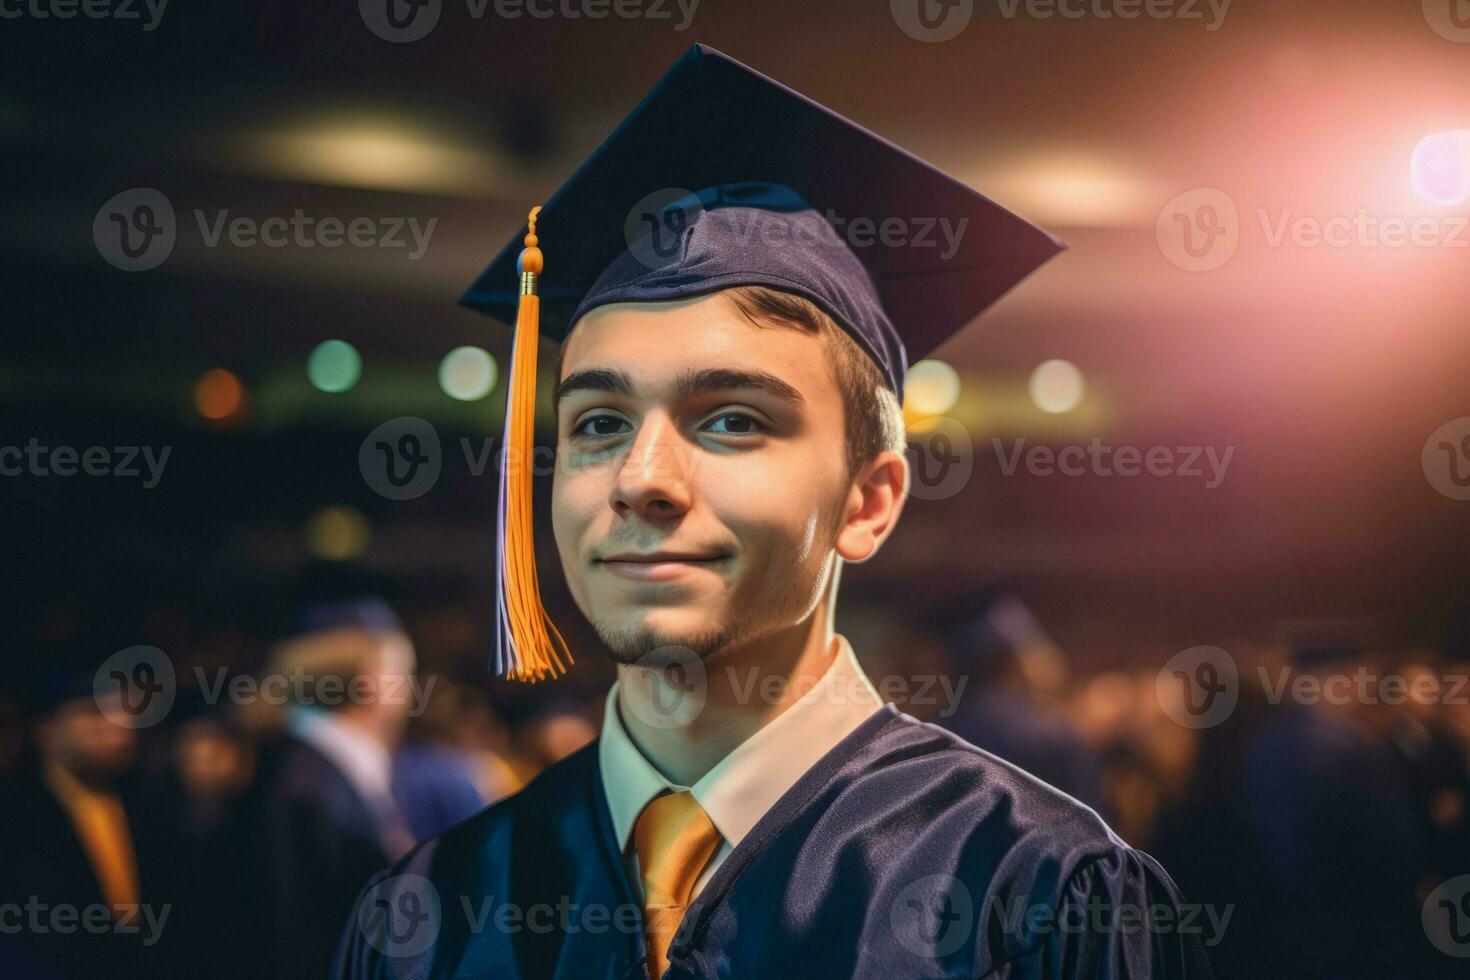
[983,846,1217,979]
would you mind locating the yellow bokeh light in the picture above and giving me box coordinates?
[305,506,371,561]
[904,359,962,417]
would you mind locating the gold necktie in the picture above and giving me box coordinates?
[43,762,140,915]
[632,791,722,978]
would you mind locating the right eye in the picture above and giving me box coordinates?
[572,414,633,438]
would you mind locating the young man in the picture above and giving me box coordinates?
[336,45,1212,978]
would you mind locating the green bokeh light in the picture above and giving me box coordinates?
[307,340,362,393]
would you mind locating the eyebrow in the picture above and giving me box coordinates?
[554,366,805,408]
[554,368,634,407]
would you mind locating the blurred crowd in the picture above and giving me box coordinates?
[2,579,1468,979]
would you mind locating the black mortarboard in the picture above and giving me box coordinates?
[461,44,1064,682]
[462,43,1065,398]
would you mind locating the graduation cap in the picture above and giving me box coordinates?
[463,43,1064,682]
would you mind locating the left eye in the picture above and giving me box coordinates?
[704,412,763,435]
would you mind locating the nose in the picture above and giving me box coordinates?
[609,413,692,523]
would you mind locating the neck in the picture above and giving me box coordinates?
[616,577,840,787]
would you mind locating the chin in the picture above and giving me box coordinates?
[592,603,736,664]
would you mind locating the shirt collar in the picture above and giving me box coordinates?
[287,707,394,805]
[598,635,882,854]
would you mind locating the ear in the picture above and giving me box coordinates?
[835,449,909,563]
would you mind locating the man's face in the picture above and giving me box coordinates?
[42,696,137,783]
[552,293,851,664]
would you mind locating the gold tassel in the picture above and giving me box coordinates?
[495,206,572,682]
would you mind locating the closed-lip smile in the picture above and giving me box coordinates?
[596,550,729,581]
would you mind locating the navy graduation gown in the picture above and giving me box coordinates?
[334,705,1213,978]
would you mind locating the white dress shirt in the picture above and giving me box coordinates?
[287,707,411,855]
[598,634,883,899]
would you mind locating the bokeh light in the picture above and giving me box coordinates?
[307,340,362,393]
[194,368,245,420]
[1411,130,1470,206]
[438,346,498,401]
[1029,359,1085,414]
[904,359,962,416]
[305,505,371,561]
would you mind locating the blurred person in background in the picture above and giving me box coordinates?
[390,681,488,841]
[1436,657,1470,881]
[932,588,1104,812]
[445,684,527,803]
[241,594,418,980]
[0,643,157,980]
[1376,654,1470,889]
[511,699,600,774]
[139,690,259,980]
[1148,646,1273,980]
[1240,631,1426,976]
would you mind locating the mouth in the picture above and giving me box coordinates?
[595,550,730,582]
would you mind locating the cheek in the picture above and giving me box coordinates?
[552,470,606,551]
[700,456,831,564]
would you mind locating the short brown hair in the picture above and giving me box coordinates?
[725,285,906,479]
